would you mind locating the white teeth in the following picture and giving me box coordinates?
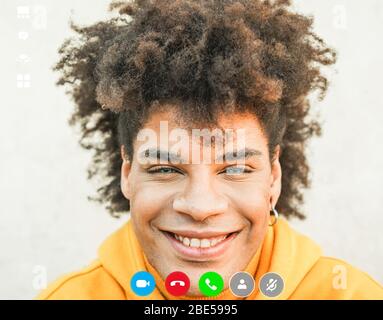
[183,237,190,246]
[190,238,200,248]
[200,239,210,248]
[173,233,230,248]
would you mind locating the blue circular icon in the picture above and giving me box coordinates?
[130,271,156,296]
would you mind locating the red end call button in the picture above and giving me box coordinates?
[165,271,190,296]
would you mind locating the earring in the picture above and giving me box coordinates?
[269,206,279,226]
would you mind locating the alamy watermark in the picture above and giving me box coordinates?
[135,121,249,166]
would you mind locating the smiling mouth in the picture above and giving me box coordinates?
[160,229,240,260]
[167,231,234,248]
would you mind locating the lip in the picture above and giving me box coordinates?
[161,230,239,261]
[161,229,237,239]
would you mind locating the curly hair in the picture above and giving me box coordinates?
[54,0,336,219]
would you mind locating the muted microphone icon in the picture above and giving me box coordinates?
[266,278,278,292]
[260,273,284,297]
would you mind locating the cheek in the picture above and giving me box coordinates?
[226,180,270,219]
[223,182,270,245]
[129,180,175,224]
[130,183,167,251]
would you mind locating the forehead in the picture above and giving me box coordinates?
[140,106,267,144]
[131,106,269,165]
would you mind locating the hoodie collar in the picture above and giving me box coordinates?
[98,218,322,299]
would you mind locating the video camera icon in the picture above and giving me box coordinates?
[131,271,156,296]
[135,279,151,288]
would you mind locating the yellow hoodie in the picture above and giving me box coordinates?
[36,218,383,300]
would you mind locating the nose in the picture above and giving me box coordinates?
[172,177,228,222]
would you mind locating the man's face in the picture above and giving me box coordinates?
[121,108,281,296]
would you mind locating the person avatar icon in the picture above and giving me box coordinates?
[229,272,255,297]
[237,279,247,290]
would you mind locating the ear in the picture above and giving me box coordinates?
[120,145,132,200]
[270,145,282,209]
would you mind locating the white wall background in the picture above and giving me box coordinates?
[0,0,382,299]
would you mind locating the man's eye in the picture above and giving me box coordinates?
[222,166,253,175]
[147,166,181,174]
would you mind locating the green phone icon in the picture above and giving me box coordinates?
[199,272,224,297]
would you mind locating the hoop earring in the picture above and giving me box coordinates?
[269,206,279,226]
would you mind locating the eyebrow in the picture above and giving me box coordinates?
[138,147,263,164]
[215,148,263,163]
[138,148,184,163]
